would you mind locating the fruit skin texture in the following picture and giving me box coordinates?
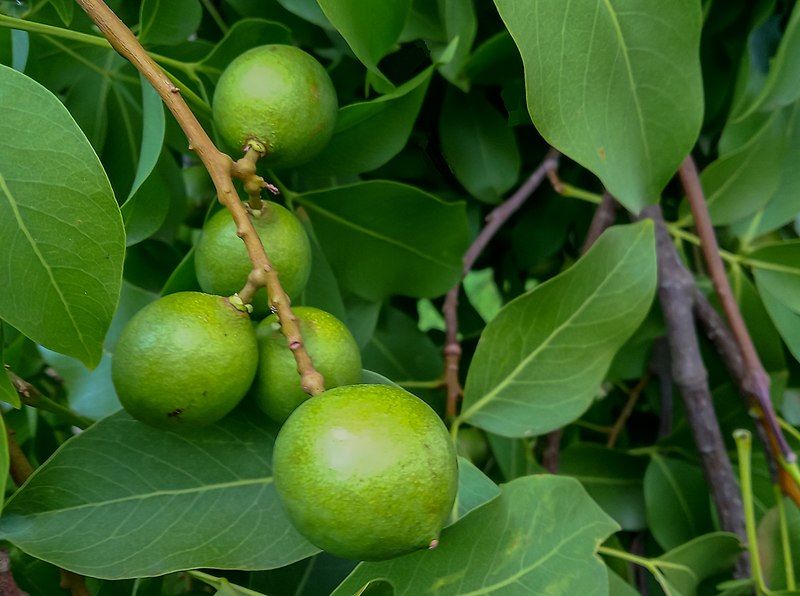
[112,292,258,430]
[254,307,361,423]
[194,202,311,316]
[273,385,458,561]
[212,44,337,168]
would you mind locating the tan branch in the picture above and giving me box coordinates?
[74,0,324,396]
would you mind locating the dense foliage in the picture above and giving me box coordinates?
[0,0,799,594]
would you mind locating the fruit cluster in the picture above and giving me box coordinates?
[111,45,458,563]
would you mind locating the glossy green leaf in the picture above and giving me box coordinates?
[0,413,7,511]
[0,66,124,368]
[47,0,74,26]
[316,0,412,75]
[161,247,201,296]
[40,281,157,420]
[434,0,477,89]
[757,497,800,591]
[452,456,500,522]
[495,0,704,212]
[439,89,520,204]
[487,433,539,480]
[294,181,469,301]
[120,76,166,245]
[699,105,800,226]
[299,68,432,176]
[460,222,657,437]
[656,533,743,595]
[560,444,647,531]
[644,455,713,551]
[197,19,293,83]
[0,325,20,408]
[0,409,318,579]
[741,1,800,115]
[332,476,619,595]
[139,0,202,46]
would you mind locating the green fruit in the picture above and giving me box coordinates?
[194,202,312,316]
[273,385,458,560]
[456,426,489,466]
[254,307,361,423]
[213,44,338,168]
[112,292,258,430]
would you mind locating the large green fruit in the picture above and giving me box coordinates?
[254,307,361,423]
[194,202,311,316]
[112,292,258,430]
[213,44,337,168]
[273,385,458,560]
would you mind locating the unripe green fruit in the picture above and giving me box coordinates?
[112,292,258,430]
[194,203,311,316]
[456,426,490,467]
[273,385,458,561]
[254,307,361,423]
[213,44,338,168]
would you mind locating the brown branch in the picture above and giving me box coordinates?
[642,205,749,577]
[75,0,324,396]
[443,149,561,418]
[5,423,88,596]
[679,156,798,500]
[542,190,618,472]
[0,550,27,596]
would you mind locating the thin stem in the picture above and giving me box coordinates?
[597,546,671,590]
[607,373,650,448]
[443,149,560,419]
[773,484,796,591]
[198,0,229,33]
[679,156,798,502]
[735,430,769,595]
[396,378,445,389]
[8,371,92,429]
[74,0,324,397]
[779,418,800,444]
[187,570,263,596]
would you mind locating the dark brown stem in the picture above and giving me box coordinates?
[542,189,617,471]
[642,205,749,577]
[74,0,324,396]
[679,156,798,501]
[443,149,561,418]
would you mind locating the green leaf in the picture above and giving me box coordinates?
[434,0,477,89]
[0,409,318,579]
[699,106,800,226]
[439,89,520,204]
[460,222,657,437]
[757,497,800,591]
[139,0,202,46]
[120,77,167,246]
[47,0,74,25]
[316,0,412,76]
[486,433,539,480]
[452,456,500,522]
[560,444,647,531]
[495,0,704,212]
[740,1,800,116]
[39,281,157,420]
[0,325,20,408]
[655,533,742,595]
[332,476,619,595]
[161,247,201,296]
[294,181,469,301]
[643,455,714,551]
[0,413,7,511]
[0,66,124,368]
[298,67,432,176]
[197,19,293,83]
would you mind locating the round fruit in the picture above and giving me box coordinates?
[112,292,258,430]
[194,202,312,316]
[212,44,338,168]
[456,426,490,466]
[273,385,458,560]
[254,307,361,423]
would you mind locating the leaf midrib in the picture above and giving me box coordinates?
[0,172,91,360]
[296,198,457,271]
[460,226,645,421]
[5,477,272,519]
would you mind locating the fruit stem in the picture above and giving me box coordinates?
[73,0,326,398]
